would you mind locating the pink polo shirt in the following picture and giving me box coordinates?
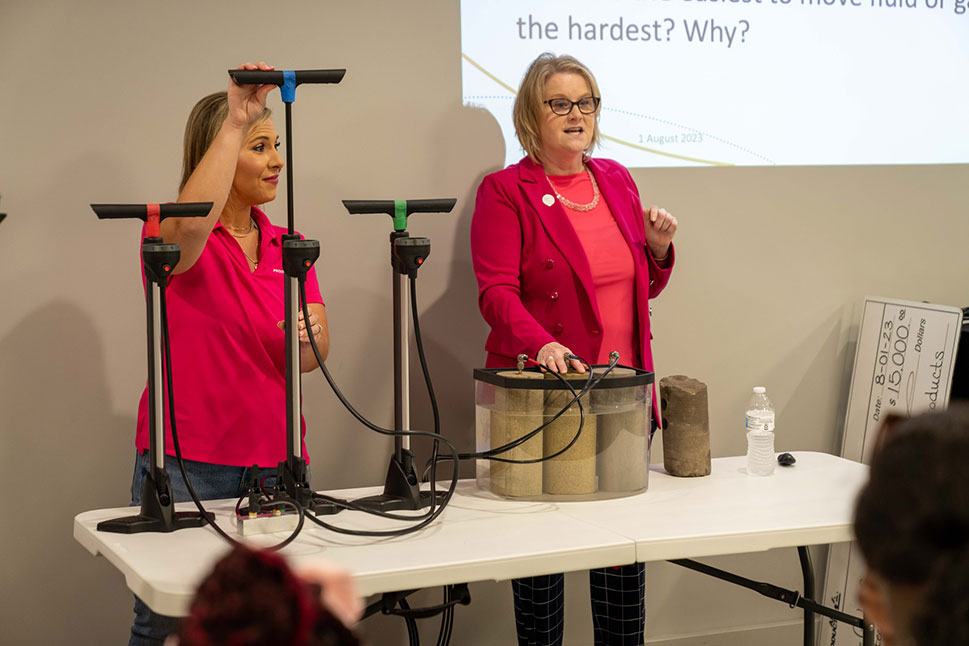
[547,172,638,367]
[135,206,324,466]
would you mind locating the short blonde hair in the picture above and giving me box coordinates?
[180,92,271,192]
[513,53,601,163]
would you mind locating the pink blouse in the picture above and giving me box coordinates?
[136,206,324,466]
[546,171,638,367]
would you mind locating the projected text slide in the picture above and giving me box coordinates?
[461,0,969,168]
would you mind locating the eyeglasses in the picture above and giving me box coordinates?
[543,96,601,116]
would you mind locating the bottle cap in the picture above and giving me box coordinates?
[753,386,766,394]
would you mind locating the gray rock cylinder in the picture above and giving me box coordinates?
[660,375,711,477]
[592,367,648,492]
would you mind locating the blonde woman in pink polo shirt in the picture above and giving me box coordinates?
[127,62,329,646]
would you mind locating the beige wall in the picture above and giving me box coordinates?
[1,1,966,644]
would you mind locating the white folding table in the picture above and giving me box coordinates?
[74,451,872,644]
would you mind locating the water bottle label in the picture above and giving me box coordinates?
[746,412,775,432]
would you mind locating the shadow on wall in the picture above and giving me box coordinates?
[408,102,504,482]
[0,300,135,644]
[832,336,858,455]
[772,305,856,453]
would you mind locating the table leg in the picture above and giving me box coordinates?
[797,546,815,646]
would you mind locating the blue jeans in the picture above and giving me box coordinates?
[127,451,298,646]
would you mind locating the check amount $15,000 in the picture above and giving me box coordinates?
[871,306,948,423]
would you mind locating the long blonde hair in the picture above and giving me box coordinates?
[179,92,271,191]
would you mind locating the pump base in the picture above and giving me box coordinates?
[352,450,447,512]
[275,458,342,516]
[97,471,211,534]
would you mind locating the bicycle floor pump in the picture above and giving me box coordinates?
[228,68,345,516]
[91,202,214,533]
[341,198,455,512]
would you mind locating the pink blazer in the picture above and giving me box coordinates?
[470,156,674,374]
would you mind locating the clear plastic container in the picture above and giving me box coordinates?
[474,366,654,500]
[745,386,776,476]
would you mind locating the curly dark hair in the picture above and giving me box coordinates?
[915,546,969,646]
[854,406,969,586]
[177,545,360,646]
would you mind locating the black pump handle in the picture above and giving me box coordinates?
[342,199,456,216]
[90,203,212,221]
[228,69,346,86]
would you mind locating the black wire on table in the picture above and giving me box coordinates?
[420,354,620,482]
[478,356,618,462]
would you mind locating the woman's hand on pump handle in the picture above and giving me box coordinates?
[227,61,277,129]
[169,61,278,274]
[644,205,677,261]
[537,342,587,374]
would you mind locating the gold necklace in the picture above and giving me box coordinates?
[546,165,600,212]
[223,217,256,237]
[240,246,258,268]
[226,219,259,267]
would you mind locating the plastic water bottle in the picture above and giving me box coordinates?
[746,386,776,476]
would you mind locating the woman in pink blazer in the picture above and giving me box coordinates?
[471,53,678,646]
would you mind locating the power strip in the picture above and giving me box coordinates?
[235,506,300,536]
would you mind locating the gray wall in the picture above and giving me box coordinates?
[1,1,966,644]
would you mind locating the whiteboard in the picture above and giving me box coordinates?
[820,296,963,645]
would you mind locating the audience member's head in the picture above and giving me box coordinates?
[177,545,361,646]
[853,406,969,646]
[914,546,969,645]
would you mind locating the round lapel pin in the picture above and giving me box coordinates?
[542,194,555,207]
